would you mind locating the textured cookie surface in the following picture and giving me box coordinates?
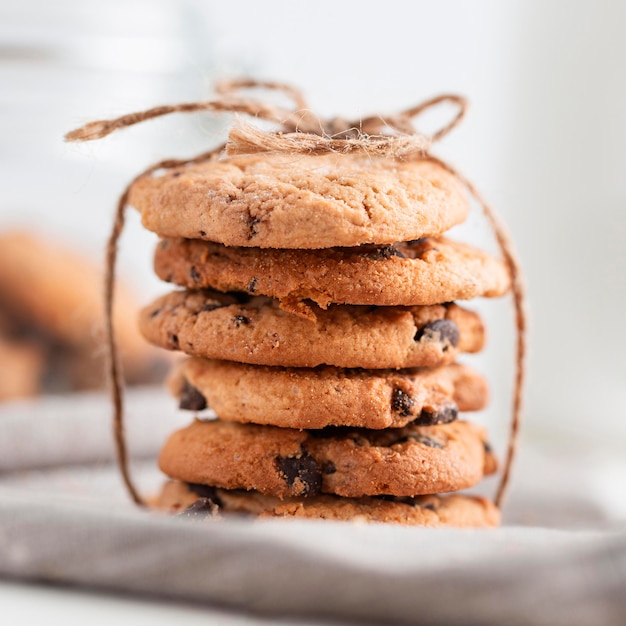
[155,237,510,314]
[129,154,469,248]
[170,358,488,430]
[158,419,497,498]
[156,480,500,527]
[140,290,484,369]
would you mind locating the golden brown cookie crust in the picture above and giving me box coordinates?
[158,419,497,498]
[169,358,488,430]
[156,480,501,527]
[139,290,485,369]
[154,237,510,313]
[129,154,469,249]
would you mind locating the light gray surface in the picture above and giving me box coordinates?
[1,390,626,625]
[0,387,189,472]
[2,487,626,626]
[0,580,325,626]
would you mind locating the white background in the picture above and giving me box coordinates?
[1,0,625,453]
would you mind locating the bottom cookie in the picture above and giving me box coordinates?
[155,480,501,528]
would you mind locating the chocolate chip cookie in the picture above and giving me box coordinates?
[140,290,485,369]
[169,358,488,429]
[129,154,468,249]
[154,236,510,315]
[156,480,500,527]
[158,419,497,498]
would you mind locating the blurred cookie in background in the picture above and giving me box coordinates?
[0,230,169,399]
[0,335,45,400]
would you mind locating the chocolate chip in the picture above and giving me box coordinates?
[149,308,161,318]
[172,172,182,178]
[391,388,415,417]
[233,314,250,327]
[321,461,336,475]
[414,319,460,349]
[187,483,221,502]
[413,434,445,449]
[179,380,207,411]
[201,301,224,312]
[177,498,218,519]
[248,217,261,239]
[378,495,439,510]
[276,454,322,495]
[178,484,222,518]
[362,244,405,260]
[190,266,201,283]
[393,433,445,449]
[247,277,258,293]
[199,230,207,237]
[414,404,458,426]
[406,238,426,246]
[483,441,493,454]
[168,333,179,349]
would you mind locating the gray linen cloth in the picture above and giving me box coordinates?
[1,390,625,625]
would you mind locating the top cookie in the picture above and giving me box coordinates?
[128,154,469,249]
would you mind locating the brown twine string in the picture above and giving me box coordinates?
[425,156,527,508]
[215,78,310,110]
[65,79,465,150]
[66,80,525,511]
[103,147,224,507]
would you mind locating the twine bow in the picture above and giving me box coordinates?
[66,79,526,511]
[66,78,466,157]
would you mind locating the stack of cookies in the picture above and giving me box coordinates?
[132,152,510,527]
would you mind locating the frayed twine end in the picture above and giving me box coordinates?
[65,120,115,142]
[225,121,432,159]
